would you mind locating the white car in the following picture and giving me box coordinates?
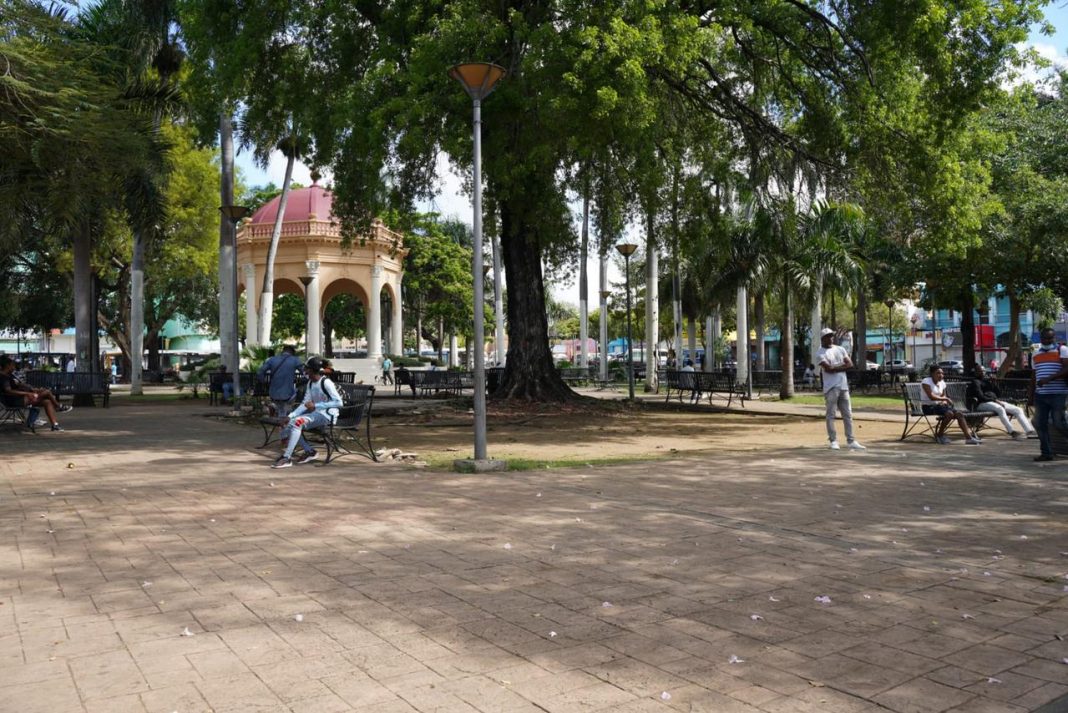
[884,359,913,371]
[937,359,965,376]
[865,361,880,371]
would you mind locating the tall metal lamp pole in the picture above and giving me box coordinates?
[449,62,505,465]
[615,243,638,400]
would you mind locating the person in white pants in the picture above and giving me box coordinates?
[967,365,1036,439]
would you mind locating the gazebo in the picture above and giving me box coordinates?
[236,180,406,369]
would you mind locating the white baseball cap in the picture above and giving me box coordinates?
[820,328,835,337]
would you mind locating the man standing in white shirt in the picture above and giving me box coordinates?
[817,328,865,451]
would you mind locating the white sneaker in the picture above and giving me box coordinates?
[848,441,866,450]
[829,441,841,450]
[965,437,981,445]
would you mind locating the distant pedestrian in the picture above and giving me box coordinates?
[818,328,865,451]
[1029,327,1068,461]
[381,355,394,385]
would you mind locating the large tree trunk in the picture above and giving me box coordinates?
[257,150,296,345]
[1001,291,1022,376]
[73,222,93,373]
[497,201,573,400]
[960,293,976,374]
[754,290,766,371]
[780,277,795,399]
[323,317,334,357]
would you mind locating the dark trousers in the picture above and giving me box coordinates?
[1032,392,1067,457]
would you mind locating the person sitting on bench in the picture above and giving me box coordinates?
[0,355,69,431]
[966,364,1035,440]
[922,365,979,445]
[272,357,342,468]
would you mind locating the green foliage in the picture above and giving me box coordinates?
[402,214,474,333]
[271,294,306,342]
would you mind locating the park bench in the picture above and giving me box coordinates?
[259,384,378,463]
[557,367,590,386]
[900,381,992,441]
[1,401,35,432]
[208,371,259,405]
[661,369,747,408]
[25,371,110,407]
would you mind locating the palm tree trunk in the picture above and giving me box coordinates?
[855,285,868,368]
[218,114,237,382]
[129,232,145,395]
[780,276,795,399]
[754,291,766,371]
[578,191,589,368]
[809,277,823,369]
[644,209,659,392]
[257,150,296,345]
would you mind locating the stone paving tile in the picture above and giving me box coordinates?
[3,403,1068,712]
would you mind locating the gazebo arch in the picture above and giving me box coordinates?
[236,180,406,376]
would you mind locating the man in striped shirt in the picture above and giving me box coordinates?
[1030,327,1068,461]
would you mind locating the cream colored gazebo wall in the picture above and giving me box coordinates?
[236,218,406,359]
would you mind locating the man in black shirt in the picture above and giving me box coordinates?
[966,364,1035,440]
[1,356,68,431]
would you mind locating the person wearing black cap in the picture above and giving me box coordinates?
[272,357,343,468]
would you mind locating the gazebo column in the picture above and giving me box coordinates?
[243,263,258,346]
[391,279,403,357]
[305,260,322,355]
[368,264,383,359]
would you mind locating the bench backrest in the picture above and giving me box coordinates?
[903,380,971,415]
[335,383,375,428]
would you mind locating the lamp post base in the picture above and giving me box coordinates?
[453,458,509,473]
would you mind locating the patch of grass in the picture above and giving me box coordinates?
[119,392,200,402]
[779,394,902,409]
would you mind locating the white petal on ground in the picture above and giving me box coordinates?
[601,601,613,608]
[660,692,671,701]
[181,627,195,637]
[549,631,557,638]
[768,596,780,602]
[814,596,832,604]
[749,614,764,621]
[503,543,512,550]
[728,655,745,664]
[961,614,975,620]
[294,614,304,622]
[987,677,1002,684]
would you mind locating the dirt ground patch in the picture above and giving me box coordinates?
[372,399,904,464]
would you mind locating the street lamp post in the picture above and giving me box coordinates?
[449,61,506,471]
[884,299,895,378]
[220,205,250,403]
[616,242,638,400]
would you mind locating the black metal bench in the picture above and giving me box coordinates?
[661,369,746,408]
[25,371,110,407]
[208,372,258,406]
[557,367,590,386]
[305,384,378,463]
[901,381,992,441]
[1,401,35,432]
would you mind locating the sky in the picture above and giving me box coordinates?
[235,6,1068,308]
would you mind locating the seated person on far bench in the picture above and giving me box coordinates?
[272,357,342,468]
[966,364,1035,440]
[921,365,979,445]
[0,355,69,431]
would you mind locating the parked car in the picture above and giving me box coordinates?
[937,359,965,376]
[883,359,913,371]
[865,360,880,371]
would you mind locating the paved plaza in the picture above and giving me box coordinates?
[1,399,1066,713]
